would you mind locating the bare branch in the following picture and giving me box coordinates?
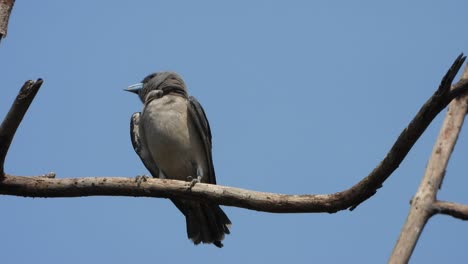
[3,174,466,216]
[346,53,466,211]
[0,174,339,213]
[0,0,15,42]
[0,55,466,221]
[0,79,43,176]
[0,55,468,216]
[433,201,468,221]
[389,63,468,264]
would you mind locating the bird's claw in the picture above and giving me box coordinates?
[186,175,202,191]
[135,175,150,186]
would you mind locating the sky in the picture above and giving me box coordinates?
[1,1,468,263]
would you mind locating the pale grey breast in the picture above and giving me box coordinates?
[140,95,207,181]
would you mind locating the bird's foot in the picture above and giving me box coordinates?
[135,175,150,186]
[186,175,202,191]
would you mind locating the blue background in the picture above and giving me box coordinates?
[1,1,468,263]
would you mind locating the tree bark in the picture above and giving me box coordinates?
[0,0,15,42]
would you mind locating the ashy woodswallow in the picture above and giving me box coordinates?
[126,72,231,247]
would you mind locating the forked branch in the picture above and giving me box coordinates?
[389,63,468,264]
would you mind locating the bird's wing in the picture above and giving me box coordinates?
[188,96,216,184]
[130,112,160,178]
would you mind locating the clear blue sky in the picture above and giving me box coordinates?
[1,1,468,263]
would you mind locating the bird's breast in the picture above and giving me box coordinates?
[140,96,195,179]
[143,97,190,145]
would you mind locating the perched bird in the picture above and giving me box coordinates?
[126,72,231,248]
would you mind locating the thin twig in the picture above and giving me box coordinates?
[0,79,43,176]
[433,201,468,221]
[389,63,468,264]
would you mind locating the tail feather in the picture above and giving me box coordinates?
[211,204,232,234]
[171,199,231,248]
[200,203,229,242]
[192,203,213,244]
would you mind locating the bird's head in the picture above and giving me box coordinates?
[125,71,187,103]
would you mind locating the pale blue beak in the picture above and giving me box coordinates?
[125,83,143,94]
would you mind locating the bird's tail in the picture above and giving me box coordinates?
[171,199,231,248]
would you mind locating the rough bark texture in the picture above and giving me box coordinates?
[0,0,15,41]
[389,65,468,264]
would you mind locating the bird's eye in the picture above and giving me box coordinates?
[142,73,157,83]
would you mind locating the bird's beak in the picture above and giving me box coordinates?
[125,83,143,94]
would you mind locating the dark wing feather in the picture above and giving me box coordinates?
[188,96,216,184]
[130,112,160,178]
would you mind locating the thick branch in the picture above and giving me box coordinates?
[1,55,468,215]
[433,201,468,221]
[389,63,468,264]
[0,0,15,42]
[0,79,43,176]
[0,174,340,213]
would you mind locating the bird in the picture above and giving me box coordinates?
[125,71,231,248]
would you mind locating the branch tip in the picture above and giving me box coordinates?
[0,79,44,175]
[437,54,466,95]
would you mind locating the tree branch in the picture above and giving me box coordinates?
[1,56,468,215]
[1,174,340,213]
[389,62,468,264]
[345,53,467,210]
[0,0,15,42]
[433,201,468,221]
[0,79,43,176]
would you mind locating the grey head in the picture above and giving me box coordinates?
[125,71,187,103]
